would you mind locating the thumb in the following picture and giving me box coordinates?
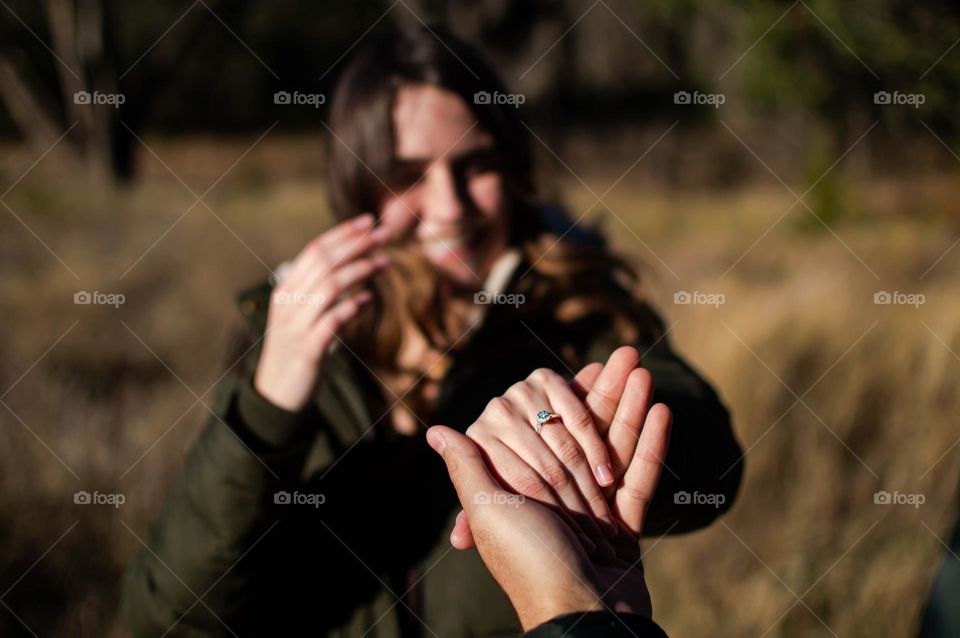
[426,425,503,517]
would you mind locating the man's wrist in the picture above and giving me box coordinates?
[516,588,606,632]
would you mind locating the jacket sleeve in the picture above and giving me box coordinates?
[120,329,322,637]
[638,333,744,535]
[524,612,669,638]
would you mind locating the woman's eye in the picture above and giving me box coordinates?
[458,153,499,179]
[390,165,424,190]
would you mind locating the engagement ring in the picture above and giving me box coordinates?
[534,410,559,434]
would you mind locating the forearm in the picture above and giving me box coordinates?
[121,377,317,636]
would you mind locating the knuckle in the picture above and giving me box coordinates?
[343,257,373,278]
[445,455,461,478]
[506,380,532,399]
[618,484,652,507]
[527,367,548,382]
[514,472,551,500]
[304,239,328,261]
[465,422,484,439]
[528,368,561,386]
[540,463,572,491]
[590,387,619,414]
[330,265,356,288]
[585,489,608,511]
[563,409,594,433]
[638,446,664,466]
[555,437,587,467]
[629,367,654,394]
[610,413,639,438]
[485,396,512,420]
[313,317,335,338]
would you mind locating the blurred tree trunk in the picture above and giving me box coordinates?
[47,0,113,180]
[0,0,235,182]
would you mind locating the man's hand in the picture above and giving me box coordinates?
[451,346,666,549]
[426,396,671,631]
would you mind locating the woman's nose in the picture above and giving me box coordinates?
[422,163,464,224]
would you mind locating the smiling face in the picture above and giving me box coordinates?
[378,84,511,290]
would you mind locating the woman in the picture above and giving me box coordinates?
[122,25,743,638]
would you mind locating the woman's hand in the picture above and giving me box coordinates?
[463,364,622,553]
[426,401,672,631]
[254,214,390,412]
[453,346,665,549]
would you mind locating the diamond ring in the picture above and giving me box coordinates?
[534,410,559,434]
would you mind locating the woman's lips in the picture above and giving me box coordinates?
[421,230,482,261]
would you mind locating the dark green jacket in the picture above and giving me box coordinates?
[121,258,743,637]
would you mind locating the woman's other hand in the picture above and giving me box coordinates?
[254,214,390,412]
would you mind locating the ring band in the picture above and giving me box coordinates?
[534,410,559,434]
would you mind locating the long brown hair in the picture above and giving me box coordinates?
[328,25,662,425]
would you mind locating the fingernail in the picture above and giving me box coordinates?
[354,214,374,228]
[374,254,390,268]
[426,428,446,454]
[370,226,390,242]
[596,463,614,486]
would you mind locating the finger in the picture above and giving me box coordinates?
[321,225,391,277]
[535,419,617,536]
[308,255,388,305]
[473,436,598,556]
[535,411,616,521]
[570,362,603,400]
[498,384,615,552]
[327,223,391,267]
[426,425,506,516]
[287,214,384,287]
[540,369,616,488]
[584,346,641,436]
[450,509,475,550]
[614,403,672,536]
[605,367,655,486]
[290,214,372,271]
[308,289,373,347]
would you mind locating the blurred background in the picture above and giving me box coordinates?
[1,1,958,636]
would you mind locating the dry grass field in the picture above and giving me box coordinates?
[1,134,958,637]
